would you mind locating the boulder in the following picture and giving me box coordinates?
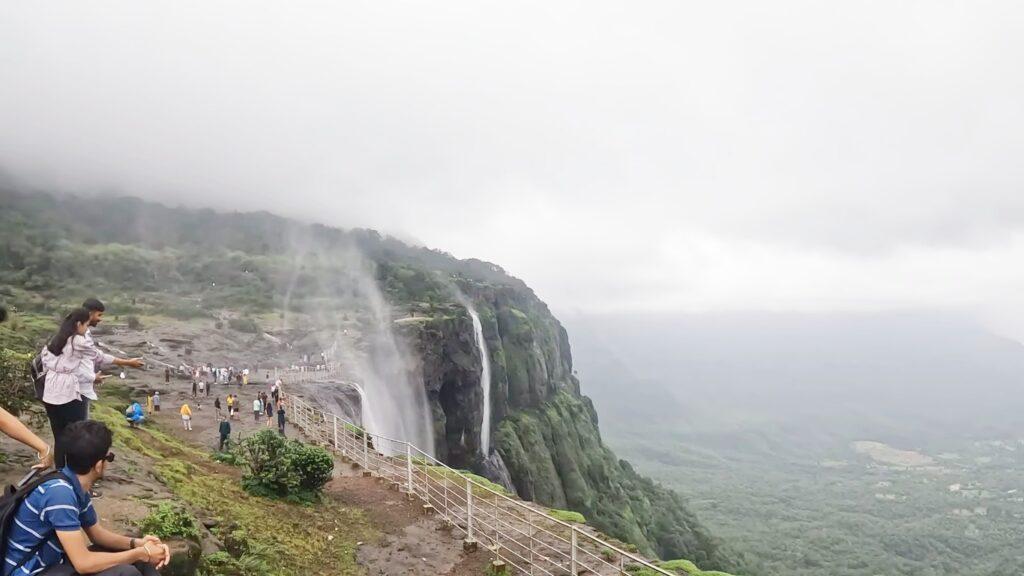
[159,538,201,576]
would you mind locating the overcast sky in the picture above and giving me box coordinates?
[4,1,1024,337]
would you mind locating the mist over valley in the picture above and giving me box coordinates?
[566,312,1024,575]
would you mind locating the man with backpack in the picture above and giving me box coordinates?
[1,420,170,575]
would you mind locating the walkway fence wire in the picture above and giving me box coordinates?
[279,377,676,576]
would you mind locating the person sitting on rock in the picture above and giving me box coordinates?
[1,420,171,576]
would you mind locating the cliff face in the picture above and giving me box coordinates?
[405,281,732,569]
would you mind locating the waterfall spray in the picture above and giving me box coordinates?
[340,381,378,434]
[281,230,435,455]
[465,303,492,455]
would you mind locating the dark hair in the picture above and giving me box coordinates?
[82,298,106,313]
[63,420,113,474]
[48,308,91,356]
[0,306,7,323]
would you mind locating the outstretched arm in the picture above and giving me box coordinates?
[79,336,144,369]
[111,356,145,368]
[0,407,52,468]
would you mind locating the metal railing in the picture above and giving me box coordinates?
[281,388,676,576]
[273,366,337,385]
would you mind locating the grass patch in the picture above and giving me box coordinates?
[548,508,586,524]
[0,310,54,353]
[418,464,511,496]
[95,397,374,576]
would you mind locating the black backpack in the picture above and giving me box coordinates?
[1,469,67,571]
[29,353,46,401]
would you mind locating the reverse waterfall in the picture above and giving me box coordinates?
[465,304,492,455]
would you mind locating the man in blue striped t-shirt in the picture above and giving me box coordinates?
[3,421,170,576]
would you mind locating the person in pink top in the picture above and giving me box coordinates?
[41,308,143,469]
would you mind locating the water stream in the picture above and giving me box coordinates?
[465,304,492,455]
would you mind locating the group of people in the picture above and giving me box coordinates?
[1,299,172,575]
[0,300,307,575]
[214,392,288,451]
[179,381,288,449]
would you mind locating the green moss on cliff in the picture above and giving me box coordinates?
[626,557,738,576]
[548,509,586,523]
[497,391,731,570]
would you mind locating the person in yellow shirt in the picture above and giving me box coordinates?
[146,394,154,415]
[180,403,192,431]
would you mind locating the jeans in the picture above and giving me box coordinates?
[44,400,88,469]
[219,434,229,450]
[39,563,159,576]
[39,545,159,576]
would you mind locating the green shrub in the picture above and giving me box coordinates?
[0,348,35,415]
[240,430,296,498]
[213,448,246,467]
[288,442,334,492]
[239,429,333,503]
[198,551,271,576]
[139,502,200,541]
[126,315,142,329]
[228,317,260,333]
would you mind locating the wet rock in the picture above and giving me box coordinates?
[159,538,200,576]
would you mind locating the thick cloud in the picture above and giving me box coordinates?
[2,1,1024,335]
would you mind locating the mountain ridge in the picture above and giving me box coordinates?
[0,187,742,573]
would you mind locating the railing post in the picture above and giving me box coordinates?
[363,431,369,471]
[333,415,339,451]
[466,479,474,541]
[571,526,578,575]
[406,443,413,494]
[528,517,535,576]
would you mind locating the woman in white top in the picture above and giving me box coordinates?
[41,308,143,468]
